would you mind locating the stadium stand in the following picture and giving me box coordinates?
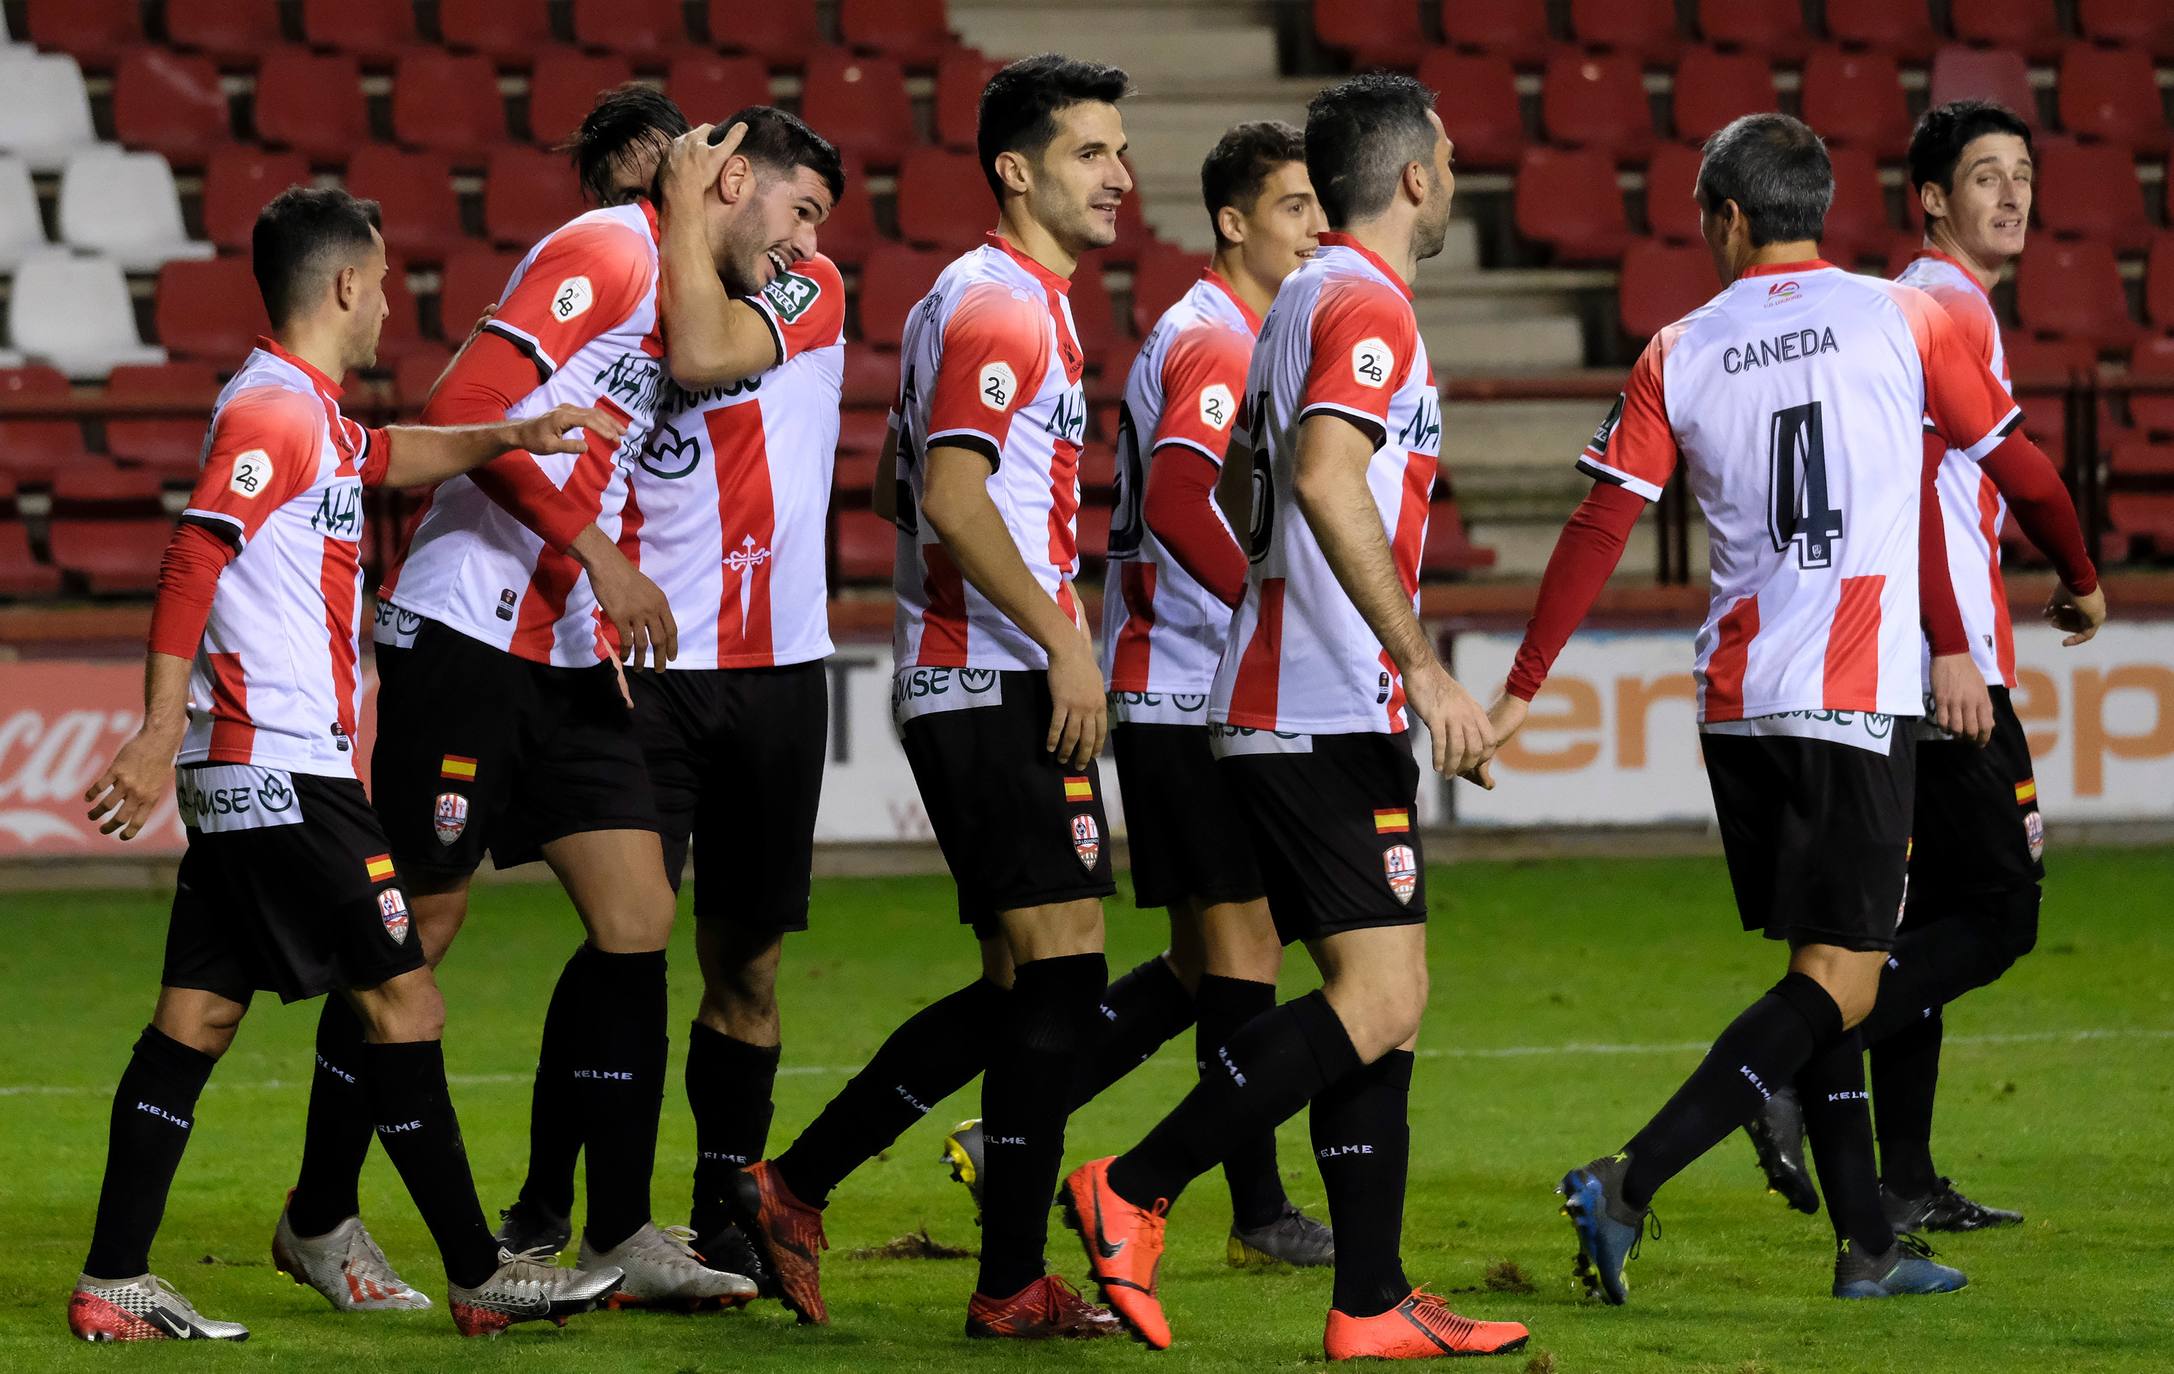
[1515,146,1632,264]
[9,253,165,377]
[202,149,312,253]
[1950,0,2067,61]
[1415,51,1524,169]
[1618,238,1715,341]
[483,147,587,250]
[573,0,685,60]
[1798,48,1912,160]
[711,0,825,64]
[153,258,270,365]
[1669,47,1776,143]
[529,51,639,148]
[104,363,222,477]
[0,50,98,172]
[57,149,212,273]
[301,0,419,63]
[2081,0,2174,55]
[391,50,507,163]
[438,0,553,62]
[895,146,993,251]
[48,515,169,594]
[164,0,281,66]
[1439,0,1551,65]
[2017,241,2143,353]
[111,50,229,167]
[800,50,915,168]
[344,147,466,263]
[2055,44,2169,154]
[667,54,775,124]
[26,0,142,70]
[0,365,86,485]
[1824,0,1941,61]
[1568,0,1683,62]
[840,0,956,67]
[2032,140,2155,253]
[254,49,371,164]
[1540,50,1655,160]
[1695,0,1808,60]
[1313,0,1425,72]
[1928,46,2036,118]
[0,155,47,270]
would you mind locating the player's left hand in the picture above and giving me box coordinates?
[1460,694,1528,790]
[1406,659,1495,779]
[84,728,178,841]
[2045,581,2107,647]
[662,121,749,210]
[507,404,624,457]
[1930,652,1994,747]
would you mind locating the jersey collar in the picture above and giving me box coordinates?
[1909,245,1994,300]
[257,336,343,400]
[637,197,660,244]
[1738,258,1836,279]
[1200,267,1264,333]
[985,231,1072,295]
[1314,232,1413,301]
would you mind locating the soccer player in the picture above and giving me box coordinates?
[1746,100,2106,1230]
[69,187,627,1341]
[730,54,1131,1340]
[275,118,823,1309]
[1061,75,1529,1360]
[1488,112,2061,1303]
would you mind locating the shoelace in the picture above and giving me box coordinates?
[1044,1275,1112,1331]
[489,1244,563,1291]
[1407,1288,1478,1344]
[148,1275,196,1314]
[1893,1231,1938,1261]
[1626,1207,1662,1262]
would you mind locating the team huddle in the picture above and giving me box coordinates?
[66,52,2106,1360]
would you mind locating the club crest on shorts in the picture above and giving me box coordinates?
[433,791,469,846]
[2025,809,2045,863]
[378,887,411,945]
[1382,843,1418,905]
[1071,813,1101,871]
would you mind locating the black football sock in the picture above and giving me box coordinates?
[1857,887,2037,1048]
[1196,974,1288,1230]
[1313,1049,1414,1318]
[287,995,371,1237]
[773,977,1004,1208]
[1620,972,1841,1211]
[571,948,668,1252]
[363,1040,500,1289]
[1795,1029,1892,1255]
[1871,1010,1943,1197]
[1107,990,1362,1210]
[686,1022,780,1235]
[514,946,588,1218]
[84,1027,217,1279]
[1067,955,1194,1109]
[977,953,1107,1299]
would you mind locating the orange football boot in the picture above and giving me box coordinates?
[730,1161,829,1324]
[1323,1288,1531,1360]
[965,1273,1123,1339]
[1059,1157,1172,1350]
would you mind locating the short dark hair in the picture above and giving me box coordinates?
[562,83,689,206]
[719,105,847,207]
[252,186,381,328]
[1695,113,1833,247]
[1304,73,1438,228]
[1201,120,1306,245]
[1907,99,2034,195]
[976,53,1131,202]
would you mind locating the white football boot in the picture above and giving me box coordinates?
[68,1273,249,1342]
[272,1204,432,1311]
[448,1247,623,1336]
[579,1222,758,1310]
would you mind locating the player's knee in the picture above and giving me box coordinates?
[1324,962,1426,1059]
[151,988,247,1058]
[1198,898,1282,984]
[349,973,445,1043]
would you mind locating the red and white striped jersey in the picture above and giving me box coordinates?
[1580,261,2021,722]
[1211,235,1440,735]
[892,233,1090,671]
[177,340,390,777]
[628,254,845,669]
[1102,269,1258,698]
[1896,249,2015,688]
[381,202,665,666]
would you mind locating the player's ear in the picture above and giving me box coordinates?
[719,153,753,205]
[1216,203,1246,247]
[1401,158,1427,208]
[1918,179,1947,226]
[994,149,1033,199]
[332,262,359,313]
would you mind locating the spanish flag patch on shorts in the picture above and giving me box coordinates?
[1063,775,1094,802]
[2015,778,2037,805]
[1373,809,1411,834]
[440,754,478,781]
[365,853,397,882]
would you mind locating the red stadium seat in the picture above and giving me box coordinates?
[50,463,166,512]
[166,0,281,66]
[1641,143,1702,242]
[1619,237,1716,339]
[2110,437,2174,477]
[112,50,231,167]
[1695,0,1806,59]
[1541,51,1655,160]
[373,264,437,365]
[831,509,895,584]
[2126,334,2174,435]
[1417,51,1525,169]
[1440,0,1551,65]
[254,49,370,164]
[2035,139,2154,252]
[2080,0,2174,57]
[934,47,1002,151]
[27,0,143,68]
[841,0,954,67]
[527,50,637,149]
[855,245,948,346]
[572,0,685,60]
[1074,501,1111,568]
[1515,146,1632,264]
[1798,48,1911,160]
[50,516,173,594]
[2056,45,2170,155]
[709,0,826,65]
[1421,497,1497,575]
[346,147,467,263]
[1077,435,1114,492]
[1670,47,1774,144]
[484,147,586,248]
[392,345,455,408]
[833,451,881,496]
[1928,47,2035,121]
[203,149,309,252]
[800,50,914,169]
[1068,267,1118,354]
[1568,0,1681,61]
[392,50,506,163]
[667,55,773,123]
[1313,0,1424,70]
[814,157,885,268]
[2107,490,2174,558]
[837,407,892,455]
[156,258,271,363]
[1821,147,1893,267]
[0,521,61,598]
[0,365,86,486]
[438,0,553,63]
[1825,0,1939,61]
[840,345,898,406]
[301,0,417,64]
[1129,248,1203,335]
[1106,182,1159,266]
[438,249,522,341]
[1950,0,2065,61]
[104,362,219,475]
[895,146,990,251]
[2017,240,2142,351]
[2148,235,2174,331]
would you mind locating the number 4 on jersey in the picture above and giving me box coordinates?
[1767,401,1844,569]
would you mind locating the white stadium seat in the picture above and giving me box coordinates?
[0,52,100,172]
[7,250,168,378]
[0,153,50,270]
[58,148,215,272]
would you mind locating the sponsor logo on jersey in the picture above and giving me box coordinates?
[439,754,478,781]
[365,853,396,882]
[174,766,306,833]
[310,480,363,540]
[637,418,703,479]
[552,275,594,322]
[227,449,272,499]
[1199,383,1236,432]
[979,361,1017,410]
[1765,281,1801,306]
[1383,842,1418,904]
[496,588,516,621]
[1588,394,1626,457]
[762,270,822,323]
[1373,808,1410,834]
[725,534,773,626]
[890,666,1005,725]
[1071,813,1101,870]
[433,792,468,846]
[255,773,296,813]
[2025,808,2045,862]
[1350,338,1392,388]
[378,887,410,944]
[1063,775,1095,803]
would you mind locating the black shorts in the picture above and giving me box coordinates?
[1214,728,1426,944]
[632,661,827,933]
[163,766,424,1004]
[1704,728,1916,952]
[1908,687,2045,910]
[897,668,1116,934]
[371,616,659,878]
[1111,721,1263,910]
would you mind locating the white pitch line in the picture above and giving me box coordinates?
[3,1026,2166,1099]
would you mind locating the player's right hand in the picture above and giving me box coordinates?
[509,404,625,457]
[2045,581,2107,647]
[1930,652,1994,747]
[1460,694,1529,790]
[588,547,678,672]
[1406,659,1494,779]
[662,121,749,210]
[84,728,177,841]
[1045,638,1107,769]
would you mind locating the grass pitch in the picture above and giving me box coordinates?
[3,847,2170,1372]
